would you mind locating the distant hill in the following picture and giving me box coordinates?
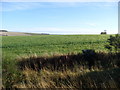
[0,30,8,32]
[0,31,49,36]
[25,33,49,35]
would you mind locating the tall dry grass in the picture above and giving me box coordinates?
[2,52,120,88]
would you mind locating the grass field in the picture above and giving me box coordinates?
[2,35,109,57]
[2,35,120,88]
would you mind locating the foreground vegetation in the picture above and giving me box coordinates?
[2,35,120,88]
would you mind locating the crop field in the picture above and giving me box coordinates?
[2,35,120,88]
[2,35,109,58]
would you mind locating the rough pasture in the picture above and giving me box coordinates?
[3,35,120,88]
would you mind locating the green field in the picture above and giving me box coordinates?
[2,35,109,59]
[2,35,120,88]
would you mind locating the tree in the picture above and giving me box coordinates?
[101,30,107,34]
[105,34,120,53]
[0,30,8,32]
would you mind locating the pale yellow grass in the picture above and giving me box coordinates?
[0,32,31,36]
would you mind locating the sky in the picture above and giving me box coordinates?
[1,1,118,34]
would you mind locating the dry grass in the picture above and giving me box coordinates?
[0,32,32,36]
[17,52,120,71]
[12,68,120,88]
[2,52,120,88]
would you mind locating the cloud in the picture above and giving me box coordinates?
[1,2,117,12]
[1,2,84,12]
[1,2,41,11]
[1,0,119,2]
[8,27,104,34]
[85,22,97,27]
[93,2,118,8]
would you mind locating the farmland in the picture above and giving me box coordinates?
[2,35,120,88]
[2,35,108,57]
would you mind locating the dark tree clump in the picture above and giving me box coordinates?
[105,34,120,53]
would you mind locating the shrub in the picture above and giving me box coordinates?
[105,34,120,53]
[101,32,107,34]
[82,49,96,69]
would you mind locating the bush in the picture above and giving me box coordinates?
[105,34,120,53]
